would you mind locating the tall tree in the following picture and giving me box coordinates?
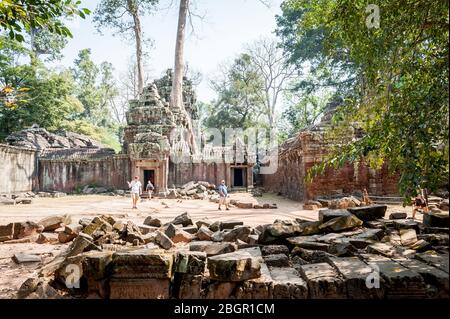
[278,0,449,200]
[245,37,295,130]
[94,0,158,95]
[206,54,265,132]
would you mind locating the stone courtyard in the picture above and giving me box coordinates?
[0,190,448,299]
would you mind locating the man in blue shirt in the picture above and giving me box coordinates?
[218,180,230,211]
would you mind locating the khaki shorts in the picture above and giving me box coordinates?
[219,196,227,204]
[131,193,140,199]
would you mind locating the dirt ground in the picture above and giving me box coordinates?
[0,192,414,299]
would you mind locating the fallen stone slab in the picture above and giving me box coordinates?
[138,225,158,235]
[196,218,211,228]
[36,232,59,244]
[38,215,71,232]
[316,233,345,243]
[393,219,420,231]
[347,205,387,221]
[171,212,193,227]
[270,267,308,299]
[389,212,408,220]
[180,226,198,234]
[417,233,449,246]
[319,214,363,233]
[298,263,346,299]
[15,198,33,204]
[174,251,207,275]
[0,223,14,242]
[220,220,244,230]
[236,201,254,209]
[189,241,238,256]
[415,251,449,273]
[365,219,394,229]
[197,225,213,241]
[362,254,427,299]
[66,233,98,257]
[235,263,273,299]
[327,241,356,257]
[328,257,384,299]
[367,242,400,258]
[13,253,42,264]
[263,254,290,267]
[211,230,227,242]
[423,212,449,228]
[223,226,251,242]
[318,209,352,223]
[207,250,261,281]
[155,231,174,250]
[143,216,162,227]
[394,258,449,299]
[261,245,289,256]
[400,229,418,247]
[15,221,43,239]
[112,248,174,279]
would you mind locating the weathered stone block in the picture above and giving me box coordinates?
[423,212,449,228]
[347,205,387,221]
[223,226,251,242]
[261,245,289,256]
[298,263,346,299]
[264,254,290,267]
[155,231,174,250]
[109,278,170,299]
[328,257,384,299]
[207,251,261,281]
[38,215,71,232]
[197,225,213,241]
[270,267,308,299]
[143,216,162,227]
[190,241,238,256]
[220,220,244,230]
[174,251,206,275]
[112,248,174,279]
[319,214,363,233]
[171,212,193,227]
[235,263,273,299]
[318,209,352,223]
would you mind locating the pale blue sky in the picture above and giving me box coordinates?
[57,0,284,102]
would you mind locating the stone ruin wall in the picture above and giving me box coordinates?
[262,128,399,201]
[168,162,229,188]
[0,144,38,193]
[38,155,131,193]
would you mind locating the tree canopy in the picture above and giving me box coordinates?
[277,0,449,199]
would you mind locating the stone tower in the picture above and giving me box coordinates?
[123,82,190,195]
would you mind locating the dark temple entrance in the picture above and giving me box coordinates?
[232,167,245,187]
[144,169,155,189]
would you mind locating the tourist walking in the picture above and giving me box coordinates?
[412,188,429,219]
[218,180,230,211]
[127,176,142,209]
[146,180,155,200]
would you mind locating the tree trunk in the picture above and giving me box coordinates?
[171,0,198,153]
[171,0,188,110]
[128,0,144,96]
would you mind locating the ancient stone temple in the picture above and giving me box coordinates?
[262,99,399,200]
[0,72,256,194]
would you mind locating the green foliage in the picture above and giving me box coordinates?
[206,54,266,132]
[59,119,121,152]
[0,0,90,42]
[279,0,449,199]
[93,0,158,40]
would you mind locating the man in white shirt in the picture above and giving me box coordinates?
[127,176,142,209]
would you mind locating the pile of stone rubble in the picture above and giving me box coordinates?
[1,203,447,299]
